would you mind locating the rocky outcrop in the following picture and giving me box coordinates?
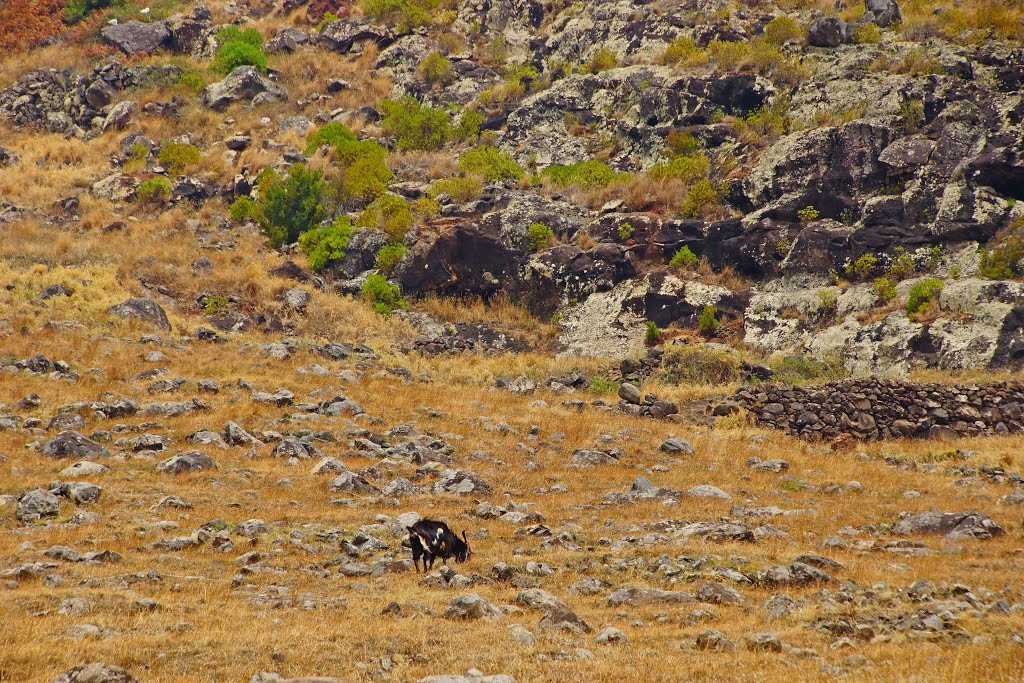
[201,66,288,111]
[101,21,171,54]
[734,378,1024,441]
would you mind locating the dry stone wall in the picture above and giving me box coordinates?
[733,379,1024,441]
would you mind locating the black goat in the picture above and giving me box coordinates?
[407,519,472,572]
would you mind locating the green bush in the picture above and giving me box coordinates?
[362,0,439,31]
[63,0,112,24]
[157,142,201,175]
[213,27,267,74]
[527,222,554,251]
[357,193,413,241]
[298,217,352,271]
[203,294,233,316]
[136,176,172,204]
[617,222,634,241]
[899,98,925,133]
[906,278,943,314]
[873,276,896,302]
[454,110,483,141]
[845,253,878,280]
[429,175,483,203]
[176,70,207,94]
[697,304,720,336]
[582,47,617,74]
[588,377,620,395]
[229,196,261,224]
[647,153,711,183]
[979,221,1024,280]
[123,143,149,173]
[669,245,698,269]
[884,246,916,280]
[362,273,407,314]
[644,320,661,344]
[258,165,330,248]
[541,160,618,188]
[304,121,357,154]
[762,16,803,45]
[680,179,720,218]
[661,36,709,66]
[457,145,524,182]
[379,97,451,151]
[374,243,409,272]
[418,52,454,86]
[852,23,883,44]
[665,130,701,157]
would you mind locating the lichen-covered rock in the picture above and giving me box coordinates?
[107,298,171,330]
[201,66,287,111]
[101,21,171,54]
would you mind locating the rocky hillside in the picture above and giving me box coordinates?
[1,0,1024,681]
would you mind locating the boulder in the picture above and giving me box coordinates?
[893,511,1005,540]
[101,21,171,54]
[51,663,136,683]
[807,17,846,48]
[317,19,395,53]
[156,450,219,474]
[444,593,502,620]
[17,489,61,522]
[43,431,110,459]
[202,66,287,111]
[107,298,171,330]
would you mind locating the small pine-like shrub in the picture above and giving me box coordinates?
[136,176,173,204]
[454,110,483,141]
[845,253,878,280]
[527,222,554,251]
[229,196,261,224]
[358,193,413,241]
[697,304,720,336]
[429,175,484,203]
[374,243,409,272]
[304,121,357,154]
[457,145,524,182]
[662,36,709,66]
[157,142,201,175]
[852,23,883,44]
[379,97,451,151]
[418,52,454,86]
[797,205,820,223]
[647,153,711,183]
[362,0,439,31]
[258,165,330,248]
[176,70,207,94]
[298,217,352,271]
[906,278,943,314]
[681,179,720,218]
[669,245,698,269]
[762,16,803,45]
[644,320,661,344]
[362,273,407,314]
[541,160,618,188]
[665,130,701,157]
[617,222,635,241]
[582,47,617,74]
[873,276,896,302]
[213,27,267,74]
[979,221,1024,280]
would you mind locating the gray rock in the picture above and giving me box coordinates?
[202,66,287,111]
[594,626,628,644]
[17,489,61,522]
[808,17,846,48]
[688,485,731,500]
[538,606,591,633]
[107,298,171,330]
[156,450,219,474]
[617,382,642,405]
[659,437,694,455]
[695,629,735,651]
[101,100,136,132]
[101,21,171,54]
[606,587,694,606]
[59,461,109,477]
[893,511,1005,540]
[43,431,110,459]
[444,593,502,620]
[747,632,783,652]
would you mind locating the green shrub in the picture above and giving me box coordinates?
[816,288,839,318]
[457,145,524,182]
[229,196,261,224]
[414,196,440,218]
[362,0,439,31]
[123,143,149,173]
[176,70,207,94]
[845,253,878,280]
[298,217,352,271]
[454,110,483,141]
[697,304,720,336]
[873,276,896,302]
[906,278,943,314]
[203,294,233,316]
[762,16,803,45]
[63,0,111,24]
[660,344,741,385]
[769,354,847,385]
[681,179,720,218]
[258,165,330,248]
[669,245,698,269]
[429,175,483,203]
[588,377,620,395]
[797,205,820,223]
[379,97,451,151]
[735,99,791,139]
[157,142,201,175]
[527,222,554,251]
[418,52,454,86]
[541,160,618,188]
[647,152,711,183]
[582,47,617,74]
[304,121,357,154]
[665,130,701,157]
[136,176,172,204]
[617,222,635,242]
[213,27,267,74]
[661,36,709,66]
[341,155,394,202]
[362,273,407,314]
[644,320,661,344]
[979,221,1024,280]
[357,193,413,241]
[852,23,883,44]
[899,98,925,133]
[374,243,409,272]
[315,11,339,31]
[884,246,916,280]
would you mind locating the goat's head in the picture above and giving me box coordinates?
[455,529,473,563]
